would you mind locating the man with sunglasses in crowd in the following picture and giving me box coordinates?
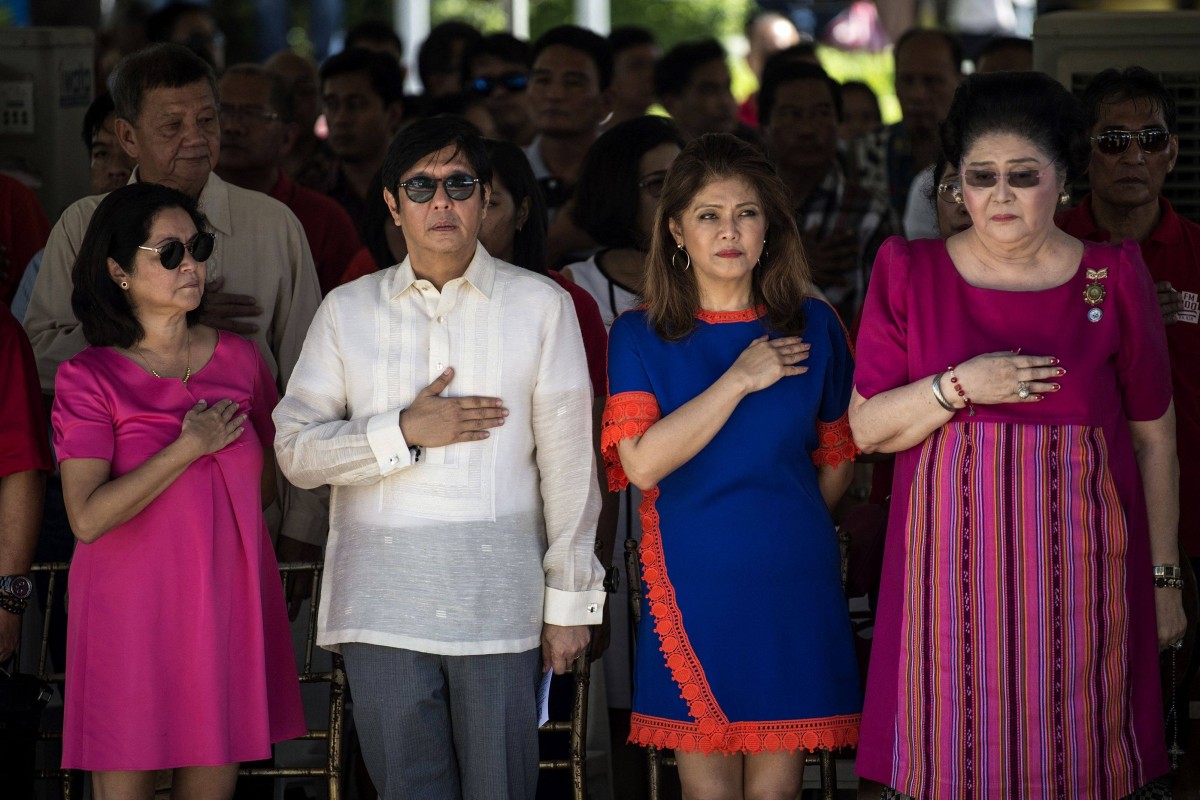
[273,116,603,800]
[23,42,327,559]
[463,33,536,148]
[1057,67,1200,783]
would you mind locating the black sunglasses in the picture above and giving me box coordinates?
[137,231,215,269]
[396,173,481,203]
[470,73,529,97]
[1091,127,1171,156]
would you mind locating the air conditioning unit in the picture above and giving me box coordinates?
[0,27,94,221]
[1034,10,1200,222]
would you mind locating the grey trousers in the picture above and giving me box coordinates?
[341,643,542,800]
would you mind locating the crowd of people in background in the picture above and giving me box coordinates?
[1,4,1198,800]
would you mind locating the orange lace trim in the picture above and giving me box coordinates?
[695,305,767,324]
[814,412,857,468]
[628,712,862,755]
[601,391,661,492]
[635,492,731,754]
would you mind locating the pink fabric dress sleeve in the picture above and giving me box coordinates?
[852,235,913,399]
[51,354,116,463]
[1112,239,1173,422]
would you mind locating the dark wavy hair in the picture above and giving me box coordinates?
[643,133,810,341]
[1081,66,1177,134]
[71,183,209,348]
[483,139,547,273]
[940,71,1090,184]
[571,116,684,250]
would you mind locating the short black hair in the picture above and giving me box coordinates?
[381,116,493,202]
[532,25,613,92]
[655,39,727,100]
[462,32,532,83]
[320,47,406,107]
[1081,66,1178,134]
[72,183,208,348]
[759,61,842,126]
[571,116,685,250]
[82,92,117,151]
[110,43,219,125]
[608,25,657,58]
[976,36,1032,65]
[940,71,1090,184]
[223,63,294,122]
[894,28,963,75]
[146,1,210,43]
[418,21,482,90]
[483,139,547,273]
[345,20,404,59]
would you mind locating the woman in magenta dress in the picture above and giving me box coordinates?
[851,72,1187,799]
[52,184,305,798]
[604,134,860,799]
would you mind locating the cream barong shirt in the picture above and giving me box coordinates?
[273,245,605,655]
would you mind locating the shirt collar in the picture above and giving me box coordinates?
[1063,193,1180,245]
[126,167,232,236]
[389,242,496,300]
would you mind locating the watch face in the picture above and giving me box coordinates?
[8,576,32,599]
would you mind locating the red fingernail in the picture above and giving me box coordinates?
[1035,395,1045,401]
[1052,384,1061,391]
[1050,357,1060,365]
[1056,368,1066,376]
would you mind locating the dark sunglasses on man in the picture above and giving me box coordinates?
[1091,127,1171,156]
[137,232,216,269]
[470,73,529,97]
[396,173,482,204]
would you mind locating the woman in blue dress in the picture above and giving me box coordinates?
[602,133,862,798]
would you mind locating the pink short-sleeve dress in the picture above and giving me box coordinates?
[854,237,1172,798]
[52,331,306,771]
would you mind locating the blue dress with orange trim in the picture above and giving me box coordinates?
[602,300,862,756]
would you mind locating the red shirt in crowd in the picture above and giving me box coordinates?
[0,175,51,307]
[269,171,362,296]
[1058,195,1200,557]
[549,270,608,398]
[0,303,53,479]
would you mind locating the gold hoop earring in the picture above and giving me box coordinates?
[120,280,129,290]
[1059,190,1071,206]
[671,244,691,271]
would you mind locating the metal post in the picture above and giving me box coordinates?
[395,0,430,93]
[574,0,610,34]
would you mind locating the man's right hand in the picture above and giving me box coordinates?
[1156,280,1183,326]
[399,367,507,448]
[201,276,262,334]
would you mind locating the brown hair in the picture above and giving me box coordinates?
[643,132,811,341]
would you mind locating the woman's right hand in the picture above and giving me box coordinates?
[951,352,1064,406]
[727,335,811,395]
[177,398,246,458]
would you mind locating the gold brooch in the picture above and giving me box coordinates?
[1084,268,1107,322]
[1084,268,1108,306]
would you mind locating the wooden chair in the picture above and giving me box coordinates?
[17,560,347,799]
[538,654,592,800]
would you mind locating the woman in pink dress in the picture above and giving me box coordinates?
[851,72,1187,798]
[52,183,305,798]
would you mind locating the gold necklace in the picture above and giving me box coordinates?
[135,329,192,384]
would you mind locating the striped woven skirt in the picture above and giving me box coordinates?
[889,422,1151,799]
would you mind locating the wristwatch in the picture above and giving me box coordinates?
[0,575,32,599]
[603,566,620,594]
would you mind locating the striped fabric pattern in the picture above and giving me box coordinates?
[892,422,1146,799]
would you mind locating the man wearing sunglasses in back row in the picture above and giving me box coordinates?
[463,33,537,148]
[273,116,604,800]
[1058,67,1200,772]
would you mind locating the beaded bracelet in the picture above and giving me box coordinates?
[0,594,27,615]
[931,372,957,412]
[947,364,976,416]
[1154,564,1185,589]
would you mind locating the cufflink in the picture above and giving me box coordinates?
[587,603,599,614]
